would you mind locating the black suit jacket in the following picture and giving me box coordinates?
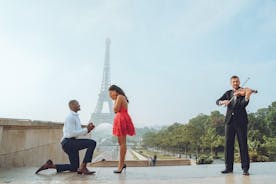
[216,90,249,125]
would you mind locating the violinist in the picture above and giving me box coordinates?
[216,75,256,176]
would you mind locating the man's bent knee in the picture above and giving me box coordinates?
[88,139,96,148]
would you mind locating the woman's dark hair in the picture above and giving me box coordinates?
[109,85,129,103]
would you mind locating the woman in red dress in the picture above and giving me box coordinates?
[109,85,135,173]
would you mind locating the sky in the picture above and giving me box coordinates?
[0,0,275,127]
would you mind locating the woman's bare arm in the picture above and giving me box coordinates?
[114,95,124,113]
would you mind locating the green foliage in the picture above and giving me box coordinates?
[267,102,276,136]
[196,155,213,164]
[200,127,224,157]
[262,136,276,160]
[249,151,269,162]
[142,101,276,162]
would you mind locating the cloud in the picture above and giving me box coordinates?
[0,0,275,127]
[0,36,52,92]
[0,35,54,116]
[257,0,276,33]
[166,0,250,39]
[74,0,133,35]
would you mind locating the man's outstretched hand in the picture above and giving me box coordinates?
[87,122,95,133]
[220,100,230,106]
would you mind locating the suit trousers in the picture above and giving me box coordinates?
[55,138,96,172]
[225,120,250,170]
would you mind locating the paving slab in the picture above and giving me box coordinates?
[0,162,275,184]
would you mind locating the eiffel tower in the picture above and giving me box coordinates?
[91,38,114,126]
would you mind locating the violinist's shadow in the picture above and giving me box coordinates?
[224,174,235,184]
[224,173,251,184]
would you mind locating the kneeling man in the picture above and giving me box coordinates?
[36,100,96,175]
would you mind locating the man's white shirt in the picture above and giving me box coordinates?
[61,111,88,141]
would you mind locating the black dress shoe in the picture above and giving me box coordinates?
[221,169,233,174]
[243,169,249,176]
[77,167,96,175]
[35,160,53,174]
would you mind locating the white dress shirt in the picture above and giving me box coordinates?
[61,111,88,141]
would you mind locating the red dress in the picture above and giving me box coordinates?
[113,106,135,136]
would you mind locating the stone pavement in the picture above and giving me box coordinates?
[0,162,276,184]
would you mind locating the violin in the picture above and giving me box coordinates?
[234,87,258,97]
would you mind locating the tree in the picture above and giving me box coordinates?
[200,127,224,157]
[186,114,209,158]
[141,101,276,162]
[266,102,276,136]
[262,136,276,160]
[208,111,225,136]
